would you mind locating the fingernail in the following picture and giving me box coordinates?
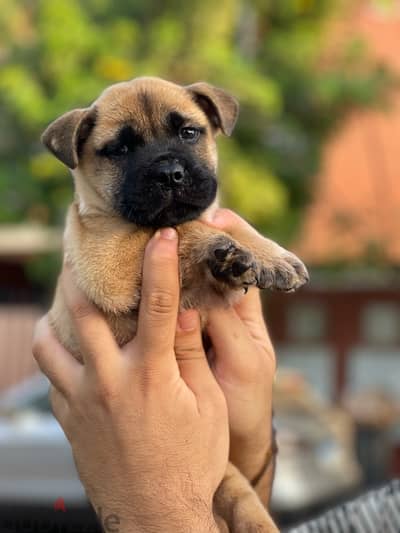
[158,227,177,240]
[178,310,198,331]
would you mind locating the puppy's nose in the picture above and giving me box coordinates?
[157,159,185,185]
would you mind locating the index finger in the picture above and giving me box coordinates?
[136,228,180,363]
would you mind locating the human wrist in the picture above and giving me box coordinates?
[125,510,219,533]
[230,436,271,482]
[229,417,273,482]
[93,496,219,533]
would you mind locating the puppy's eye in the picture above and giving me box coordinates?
[99,143,129,158]
[116,145,129,155]
[179,127,200,143]
[111,144,128,156]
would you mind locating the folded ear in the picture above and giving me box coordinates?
[186,82,239,136]
[41,107,97,169]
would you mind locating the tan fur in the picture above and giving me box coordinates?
[43,77,306,532]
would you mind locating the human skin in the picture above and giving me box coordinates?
[206,209,276,502]
[33,210,277,530]
[33,227,228,533]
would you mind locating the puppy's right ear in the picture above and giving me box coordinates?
[41,107,97,169]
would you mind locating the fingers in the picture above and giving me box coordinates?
[62,266,119,374]
[32,316,82,398]
[234,287,271,334]
[234,286,263,320]
[136,228,180,363]
[175,310,217,396]
[208,208,258,236]
[233,289,275,356]
[207,303,276,380]
[206,306,251,369]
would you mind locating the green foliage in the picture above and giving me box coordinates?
[0,0,392,286]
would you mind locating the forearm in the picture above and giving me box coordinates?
[229,418,277,507]
[251,448,277,506]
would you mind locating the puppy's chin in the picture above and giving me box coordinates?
[135,202,212,227]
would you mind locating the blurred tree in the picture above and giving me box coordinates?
[0,0,392,285]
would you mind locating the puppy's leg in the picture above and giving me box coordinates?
[177,221,261,296]
[177,220,308,297]
[224,221,309,292]
[214,463,279,533]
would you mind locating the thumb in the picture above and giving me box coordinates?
[174,310,216,395]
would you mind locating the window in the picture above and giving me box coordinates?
[287,302,327,342]
[361,303,400,345]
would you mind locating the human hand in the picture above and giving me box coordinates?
[33,228,228,533]
[206,209,276,484]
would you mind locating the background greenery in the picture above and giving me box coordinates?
[0,0,392,285]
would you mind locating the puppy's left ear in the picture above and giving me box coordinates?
[186,82,239,136]
[41,106,97,169]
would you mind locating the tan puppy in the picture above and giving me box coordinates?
[42,77,307,531]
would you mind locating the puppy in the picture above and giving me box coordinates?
[42,77,308,532]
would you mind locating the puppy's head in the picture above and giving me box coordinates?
[42,77,239,227]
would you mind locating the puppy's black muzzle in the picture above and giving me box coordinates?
[115,144,217,227]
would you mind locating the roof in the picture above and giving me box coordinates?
[0,306,42,395]
[294,4,400,265]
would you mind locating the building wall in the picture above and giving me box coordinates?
[265,287,400,400]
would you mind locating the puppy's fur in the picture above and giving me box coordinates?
[43,77,308,531]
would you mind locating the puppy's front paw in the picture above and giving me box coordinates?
[208,237,258,289]
[259,251,309,292]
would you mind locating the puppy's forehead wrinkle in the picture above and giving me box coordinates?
[92,78,208,143]
[137,90,160,138]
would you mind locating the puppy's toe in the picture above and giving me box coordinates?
[285,252,309,287]
[259,253,309,292]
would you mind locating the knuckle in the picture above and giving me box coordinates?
[176,339,202,357]
[69,301,93,321]
[145,288,175,318]
[32,333,49,365]
[48,387,66,424]
[138,366,164,391]
[93,378,119,408]
[32,339,44,363]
